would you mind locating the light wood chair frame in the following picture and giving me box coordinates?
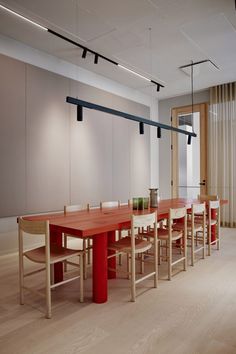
[189,203,206,265]
[18,217,84,319]
[108,212,158,302]
[160,207,187,280]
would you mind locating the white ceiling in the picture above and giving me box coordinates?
[0,0,235,99]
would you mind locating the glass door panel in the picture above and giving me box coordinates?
[178,112,201,198]
[171,103,207,199]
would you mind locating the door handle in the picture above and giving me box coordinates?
[199,182,206,186]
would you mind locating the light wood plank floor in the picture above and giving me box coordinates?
[1,228,236,354]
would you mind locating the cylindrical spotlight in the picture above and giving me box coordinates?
[82,48,87,58]
[94,53,99,64]
[157,127,161,138]
[156,85,160,92]
[187,135,192,145]
[77,105,83,121]
[139,122,144,134]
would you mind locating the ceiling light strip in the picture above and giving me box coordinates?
[66,96,196,137]
[118,64,151,82]
[0,4,47,31]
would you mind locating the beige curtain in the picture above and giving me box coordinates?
[209,82,236,227]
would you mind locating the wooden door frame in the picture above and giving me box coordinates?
[171,102,208,198]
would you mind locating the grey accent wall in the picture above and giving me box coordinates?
[0,55,26,216]
[26,65,71,213]
[158,90,210,198]
[0,54,150,217]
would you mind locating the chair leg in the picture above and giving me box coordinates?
[50,265,55,291]
[83,239,87,280]
[19,254,24,305]
[217,225,220,250]
[184,236,187,271]
[191,231,194,266]
[46,264,51,319]
[203,228,206,259]
[208,226,211,256]
[118,231,122,265]
[168,239,172,281]
[64,234,68,272]
[158,241,161,265]
[131,251,136,302]
[79,254,84,303]
[127,254,131,279]
[140,253,144,274]
[87,239,91,265]
[154,239,158,288]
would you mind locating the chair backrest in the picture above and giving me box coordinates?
[169,207,186,220]
[208,200,220,232]
[18,217,50,254]
[132,212,157,230]
[131,212,157,243]
[191,203,206,230]
[18,217,49,235]
[198,194,218,201]
[64,204,88,213]
[100,201,120,209]
[192,202,206,214]
[209,200,220,210]
[169,207,187,239]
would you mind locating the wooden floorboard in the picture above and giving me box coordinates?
[1,228,236,354]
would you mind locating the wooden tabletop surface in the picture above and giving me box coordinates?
[24,198,227,238]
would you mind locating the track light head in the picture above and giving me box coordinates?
[187,135,192,145]
[139,122,144,135]
[82,48,87,59]
[94,53,99,64]
[77,105,83,121]
[157,127,161,138]
[156,85,160,92]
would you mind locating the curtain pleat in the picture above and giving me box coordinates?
[209,82,236,227]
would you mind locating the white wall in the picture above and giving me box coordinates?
[158,90,210,198]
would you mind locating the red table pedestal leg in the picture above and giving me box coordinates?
[50,228,63,283]
[93,233,108,303]
[107,230,117,279]
[211,209,216,243]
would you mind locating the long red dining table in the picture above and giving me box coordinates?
[23,198,227,304]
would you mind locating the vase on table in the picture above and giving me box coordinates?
[149,188,158,208]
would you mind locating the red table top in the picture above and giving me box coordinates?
[23,198,227,238]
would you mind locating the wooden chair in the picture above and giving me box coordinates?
[18,217,84,319]
[195,199,220,256]
[64,204,91,278]
[158,207,187,280]
[195,194,218,223]
[108,212,158,301]
[174,203,206,266]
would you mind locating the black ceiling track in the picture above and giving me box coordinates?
[47,28,164,89]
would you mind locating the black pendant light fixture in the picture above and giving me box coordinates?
[77,105,83,121]
[139,122,144,135]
